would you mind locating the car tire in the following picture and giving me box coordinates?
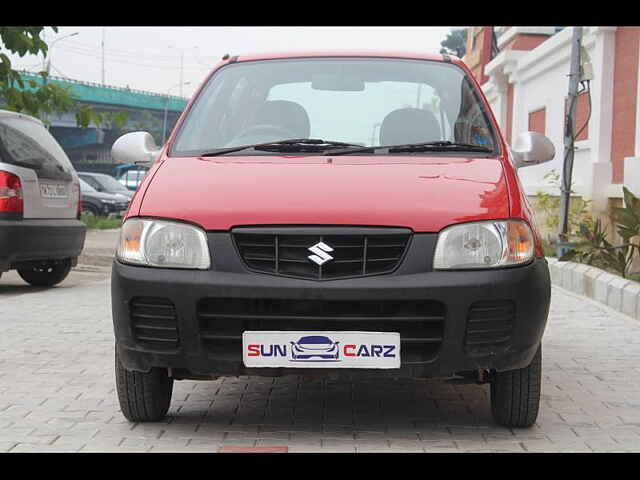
[115,349,173,422]
[490,345,542,428]
[17,259,72,287]
[82,204,99,216]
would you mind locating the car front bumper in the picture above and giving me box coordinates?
[111,247,551,379]
[0,218,86,272]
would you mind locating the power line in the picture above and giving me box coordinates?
[62,39,209,62]
[56,45,212,71]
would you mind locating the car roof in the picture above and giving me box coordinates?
[78,172,109,178]
[232,50,454,64]
[0,109,44,126]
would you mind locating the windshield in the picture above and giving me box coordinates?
[95,174,129,191]
[171,57,499,156]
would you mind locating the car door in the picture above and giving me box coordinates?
[0,112,79,219]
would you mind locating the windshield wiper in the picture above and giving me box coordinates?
[328,141,494,156]
[386,141,493,153]
[200,139,365,157]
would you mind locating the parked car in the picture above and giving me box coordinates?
[110,52,555,427]
[78,178,129,217]
[114,163,148,191]
[0,110,85,286]
[78,172,134,199]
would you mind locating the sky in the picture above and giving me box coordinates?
[6,27,455,99]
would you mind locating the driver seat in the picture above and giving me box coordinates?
[379,108,441,146]
[252,100,311,139]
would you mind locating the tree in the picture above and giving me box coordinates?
[440,28,467,58]
[0,27,126,129]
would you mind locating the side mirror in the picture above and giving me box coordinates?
[111,132,161,166]
[510,131,555,169]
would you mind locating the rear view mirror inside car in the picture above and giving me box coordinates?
[311,73,365,91]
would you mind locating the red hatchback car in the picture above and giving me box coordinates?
[111,52,555,427]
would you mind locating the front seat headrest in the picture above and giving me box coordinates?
[379,108,441,146]
[253,100,311,139]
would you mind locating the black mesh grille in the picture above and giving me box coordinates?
[465,300,514,355]
[130,297,179,350]
[198,298,445,364]
[233,231,410,280]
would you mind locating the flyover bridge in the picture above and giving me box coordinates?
[15,71,189,173]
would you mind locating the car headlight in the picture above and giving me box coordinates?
[100,199,117,204]
[433,220,534,270]
[116,218,210,269]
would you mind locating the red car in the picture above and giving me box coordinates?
[111,51,555,427]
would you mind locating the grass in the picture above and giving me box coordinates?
[80,213,122,230]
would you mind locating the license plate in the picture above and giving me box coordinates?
[242,331,401,369]
[40,183,68,199]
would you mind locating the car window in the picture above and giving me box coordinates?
[0,115,74,181]
[81,176,101,190]
[171,57,498,156]
[96,174,130,191]
[79,178,97,193]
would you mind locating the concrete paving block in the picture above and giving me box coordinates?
[608,278,632,312]
[622,282,640,319]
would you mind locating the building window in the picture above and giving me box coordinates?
[528,107,546,135]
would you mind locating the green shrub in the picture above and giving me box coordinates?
[534,170,592,246]
[561,187,640,278]
[80,214,122,230]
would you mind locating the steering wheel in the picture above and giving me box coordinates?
[228,124,298,145]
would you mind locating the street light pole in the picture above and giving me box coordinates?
[168,45,197,98]
[42,31,79,129]
[45,31,79,76]
[163,82,190,144]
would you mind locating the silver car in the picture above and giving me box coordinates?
[0,110,86,286]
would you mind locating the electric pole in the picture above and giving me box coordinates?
[557,26,583,256]
[101,28,106,85]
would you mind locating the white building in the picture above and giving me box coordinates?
[466,26,640,214]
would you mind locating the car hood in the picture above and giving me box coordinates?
[82,190,129,202]
[138,156,510,232]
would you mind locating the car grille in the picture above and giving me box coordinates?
[130,297,179,350]
[233,229,411,280]
[197,298,445,364]
[464,300,514,355]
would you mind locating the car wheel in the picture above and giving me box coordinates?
[17,259,72,287]
[115,349,173,422]
[490,345,541,428]
[82,204,99,216]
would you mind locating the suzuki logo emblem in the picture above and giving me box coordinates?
[308,242,334,266]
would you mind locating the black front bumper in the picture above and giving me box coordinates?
[112,231,551,379]
[0,218,86,272]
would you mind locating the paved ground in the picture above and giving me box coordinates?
[2,266,640,453]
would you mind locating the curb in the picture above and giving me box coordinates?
[547,257,640,320]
